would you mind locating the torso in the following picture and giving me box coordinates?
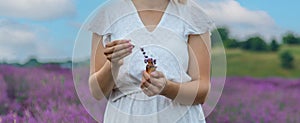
[105,0,192,90]
[94,0,207,122]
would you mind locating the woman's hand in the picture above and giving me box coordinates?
[104,39,134,67]
[140,71,168,96]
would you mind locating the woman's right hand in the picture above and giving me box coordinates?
[104,39,134,67]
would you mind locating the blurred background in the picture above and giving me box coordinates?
[0,0,299,122]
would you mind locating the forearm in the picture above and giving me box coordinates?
[161,79,210,105]
[89,61,116,100]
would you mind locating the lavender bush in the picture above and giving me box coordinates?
[0,65,96,123]
[207,77,300,123]
[0,65,299,122]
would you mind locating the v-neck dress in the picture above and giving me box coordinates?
[87,0,214,122]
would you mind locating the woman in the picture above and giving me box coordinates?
[88,0,213,122]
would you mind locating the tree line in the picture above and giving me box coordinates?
[212,27,298,69]
[212,27,300,51]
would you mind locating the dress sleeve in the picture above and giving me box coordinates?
[183,0,214,39]
[86,6,113,47]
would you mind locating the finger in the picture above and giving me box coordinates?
[106,46,132,61]
[148,77,161,87]
[140,81,148,92]
[150,78,167,89]
[111,46,133,59]
[143,81,160,94]
[113,42,133,52]
[105,40,129,47]
[104,43,132,55]
[140,83,146,89]
[141,85,155,96]
[142,81,151,88]
[141,76,147,88]
[150,71,164,78]
[142,87,153,96]
[142,71,151,82]
[110,49,132,62]
[106,54,112,61]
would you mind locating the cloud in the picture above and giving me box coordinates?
[198,0,285,41]
[0,19,38,43]
[0,19,37,63]
[0,0,76,21]
[0,19,71,64]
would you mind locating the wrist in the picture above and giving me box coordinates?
[108,60,122,70]
[110,59,124,67]
[160,79,180,100]
[160,79,171,96]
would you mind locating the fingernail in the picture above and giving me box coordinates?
[151,72,156,76]
[131,42,135,46]
[128,46,133,50]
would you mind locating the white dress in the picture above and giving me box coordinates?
[87,0,214,122]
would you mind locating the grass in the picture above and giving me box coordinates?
[225,45,300,78]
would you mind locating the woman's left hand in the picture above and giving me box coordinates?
[140,70,168,96]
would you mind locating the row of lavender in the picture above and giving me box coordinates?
[0,65,299,122]
[0,65,97,123]
[207,77,300,123]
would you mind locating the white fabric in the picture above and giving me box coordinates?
[87,0,214,122]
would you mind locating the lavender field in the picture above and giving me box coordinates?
[0,65,299,123]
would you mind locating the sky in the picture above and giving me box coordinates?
[0,0,299,64]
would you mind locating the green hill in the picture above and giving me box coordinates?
[226,45,300,78]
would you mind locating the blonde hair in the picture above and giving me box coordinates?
[174,0,187,4]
